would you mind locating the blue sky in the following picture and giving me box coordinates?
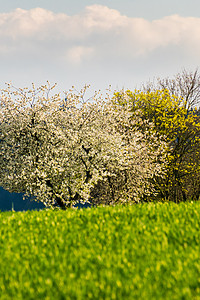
[2,0,200,19]
[0,0,200,93]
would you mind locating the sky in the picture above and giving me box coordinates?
[0,0,200,94]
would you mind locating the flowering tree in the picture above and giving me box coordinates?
[0,83,166,208]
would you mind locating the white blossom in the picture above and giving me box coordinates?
[0,83,167,208]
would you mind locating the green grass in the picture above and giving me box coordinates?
[1,202,200,299]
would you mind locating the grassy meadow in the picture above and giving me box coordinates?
[1,202,200,299]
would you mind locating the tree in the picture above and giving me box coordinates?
[155,69,200,110]
[154,69,200,201]
[0,83,166,208]
[114,70,200,202]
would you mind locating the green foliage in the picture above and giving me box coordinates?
[1,203,200,299]
[114,84,200,202]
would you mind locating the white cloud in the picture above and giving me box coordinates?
[0,5,199,60]
[0,5,200,90]
[81,5,127,30]
[66,46,94,64]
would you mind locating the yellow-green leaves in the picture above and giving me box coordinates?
[114,88,200,202]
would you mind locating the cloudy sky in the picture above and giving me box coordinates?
[0,0,200,93]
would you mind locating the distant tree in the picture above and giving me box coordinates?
[155,69,200,110]
[114,70,200,202]
[0,83,166,208]
[154,69,200,201]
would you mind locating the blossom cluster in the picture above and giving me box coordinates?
[0,83,166,208]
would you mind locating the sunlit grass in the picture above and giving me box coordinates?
[0,202,200,299]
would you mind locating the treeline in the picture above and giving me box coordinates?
[0,70,200,208]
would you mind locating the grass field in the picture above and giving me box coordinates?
[0,202,200,299]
